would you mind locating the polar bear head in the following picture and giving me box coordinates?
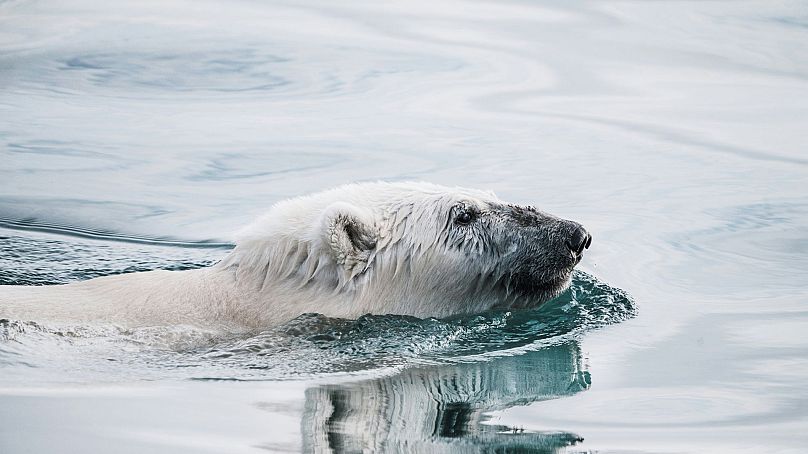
[223,182,591,321]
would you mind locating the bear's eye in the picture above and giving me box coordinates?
[455,210,476,226]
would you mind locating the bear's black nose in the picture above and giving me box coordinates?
[565,225,592,255]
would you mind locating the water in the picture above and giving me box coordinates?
[1,0,806,452]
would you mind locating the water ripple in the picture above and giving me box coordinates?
[61,50,292,93]
[0,270,635,382]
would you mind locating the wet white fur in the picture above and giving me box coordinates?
[0,182,513,331]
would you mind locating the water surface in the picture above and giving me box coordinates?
[1,0,807,452]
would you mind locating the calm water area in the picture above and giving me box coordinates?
[1,0,807,452]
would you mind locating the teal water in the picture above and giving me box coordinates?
[1,0,807,452]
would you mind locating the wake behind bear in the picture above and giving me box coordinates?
[0,182,591,332]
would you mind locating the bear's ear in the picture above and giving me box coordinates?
[321,202,377,272]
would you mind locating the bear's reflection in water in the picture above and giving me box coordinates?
[301,342,587,453]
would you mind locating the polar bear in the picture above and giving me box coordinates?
[0,182,591,332]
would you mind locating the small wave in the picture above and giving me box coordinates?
[0,271,636,383]
[0,231,225,286]
[0,217,233,249]
[188,270,636,377]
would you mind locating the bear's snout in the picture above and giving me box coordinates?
[561,221,591,256]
